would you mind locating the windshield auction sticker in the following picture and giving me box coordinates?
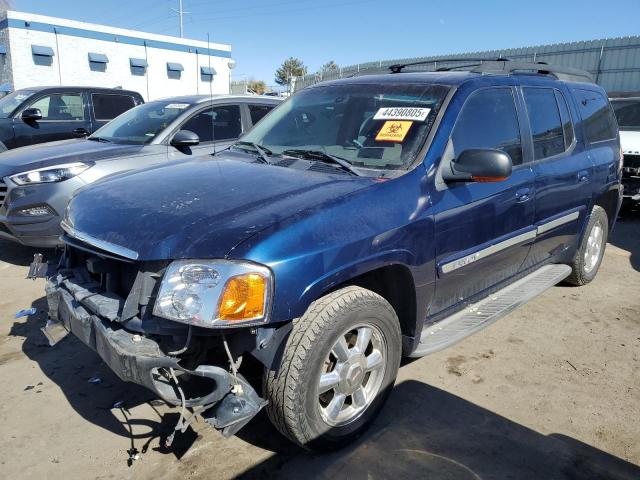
[165,103,190,109]
[374,107,431,122]
[376,121,413,142]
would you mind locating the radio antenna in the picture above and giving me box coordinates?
[208,32,216,156]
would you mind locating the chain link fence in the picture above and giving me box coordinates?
[295,36,640,93]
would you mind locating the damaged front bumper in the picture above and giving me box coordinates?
[43,273,267,438]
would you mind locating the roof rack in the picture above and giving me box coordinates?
[470,60,594,83]
[388,58,594,83]
[389,58,506,74]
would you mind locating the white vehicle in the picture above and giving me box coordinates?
[611,94,640,207]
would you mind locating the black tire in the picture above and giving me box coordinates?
[264,286,401,451]
[565,205,608,286]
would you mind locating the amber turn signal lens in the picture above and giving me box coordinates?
[218,273,267,321]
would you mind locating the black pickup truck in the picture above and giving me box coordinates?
[0,86,143,151]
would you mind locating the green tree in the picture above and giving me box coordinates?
[321,60,339,73]
[275,57,307,86]
[247,80,267,95]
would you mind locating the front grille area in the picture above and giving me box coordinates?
[623,154,640,176]
[62,246,168,322]
[0,180,6,206]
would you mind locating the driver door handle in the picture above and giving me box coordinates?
[72,128,89,137]
[516,187,531,203]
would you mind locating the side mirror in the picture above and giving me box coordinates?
[443,148,512,183]
[21,108,42,122]
[171,129,200,148]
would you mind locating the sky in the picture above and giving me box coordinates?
[11,0,640,88]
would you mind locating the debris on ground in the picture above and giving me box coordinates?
[15,308,37,318]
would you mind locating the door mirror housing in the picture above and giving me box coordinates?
[171,129,200,148]
[443,148,512,183]
[21,108,43,122]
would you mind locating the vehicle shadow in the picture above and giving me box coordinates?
[8,296,196,461]
[0,238,58,267]
[236,380,640,480]
[609,212,640,272]
[11,298,640,478]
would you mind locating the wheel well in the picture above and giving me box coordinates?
[328,264,417,338]
[594,189,619,229]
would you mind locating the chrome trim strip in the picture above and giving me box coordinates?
[441,230,536,274]
[441,210,581,274]
[536,211,580,235]
[61,220,139,261]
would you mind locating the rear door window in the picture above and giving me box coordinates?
[248,104,275,125]
[92,94,136,121]
[573,89,617,143]
[452,87,523,165]
[181,104,242,143]
[523,88,565,160]
[29,93,84,120]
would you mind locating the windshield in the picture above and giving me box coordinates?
[0,90,36,118]
[89,100,193,144]
[241,83,450,169]
[611,99,640,130]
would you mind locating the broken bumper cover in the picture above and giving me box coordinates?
[44,277,267,436]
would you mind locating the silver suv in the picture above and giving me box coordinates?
[0,95,281,247]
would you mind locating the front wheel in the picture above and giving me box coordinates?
[566,205,608,285]
[264,286,401,451]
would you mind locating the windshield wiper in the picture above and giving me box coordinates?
[233,141,274,165]
[87,136,111,143]
[281,149,360,176]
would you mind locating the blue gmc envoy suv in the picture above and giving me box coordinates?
[37,60,622,451]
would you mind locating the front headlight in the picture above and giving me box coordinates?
[153,260,273,328]
[10,162,90,185]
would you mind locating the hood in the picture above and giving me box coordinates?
[620,130,640,154]
[64,152,374,260]
[0,139,146,179]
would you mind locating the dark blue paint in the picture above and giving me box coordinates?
[63,72,622,348]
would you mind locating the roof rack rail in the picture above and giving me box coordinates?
[470,60,594,83]
[389,58,506,74]
[388,58,594,83]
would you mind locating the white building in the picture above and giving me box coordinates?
[0,10,234,100]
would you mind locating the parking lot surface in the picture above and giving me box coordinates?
[0,216,638,480]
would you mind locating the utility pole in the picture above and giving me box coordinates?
[171,0,189,37]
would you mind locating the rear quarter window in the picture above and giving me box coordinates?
[249,104,275,125]
[573,89,617,143]
[92,93,137,121]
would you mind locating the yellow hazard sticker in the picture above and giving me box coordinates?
[375,121,413,142]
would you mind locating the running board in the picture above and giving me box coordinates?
[410,264,571,357]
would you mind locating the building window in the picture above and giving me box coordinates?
[200,65,216,82]
[88,52,108,72]
[31,44,54,66]
[167,62,183,80]
[130,57,147,76]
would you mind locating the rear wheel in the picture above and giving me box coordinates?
[566,205,608,285]
[264,286,401,451]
